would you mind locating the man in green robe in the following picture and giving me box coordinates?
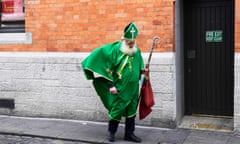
[82,22,144,143]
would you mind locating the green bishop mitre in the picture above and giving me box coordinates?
[123,22,139,41]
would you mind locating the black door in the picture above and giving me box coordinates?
[184,0,234,116]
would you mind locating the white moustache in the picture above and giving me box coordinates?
[120,40,137,56]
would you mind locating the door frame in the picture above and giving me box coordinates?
[174,0,234,125]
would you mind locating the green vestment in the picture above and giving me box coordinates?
[81,41,144,121]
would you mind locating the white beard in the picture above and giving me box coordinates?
[120,40,137,56]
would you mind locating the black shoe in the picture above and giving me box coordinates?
[124,133,142,143]
[108,132,115,142]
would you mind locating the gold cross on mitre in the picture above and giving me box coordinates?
[130,27,135,40]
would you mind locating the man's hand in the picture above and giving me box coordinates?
[141,68,149,74]
[109,86,118,94]
[145,68,149,73]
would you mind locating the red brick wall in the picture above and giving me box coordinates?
[0,0,175,52]
[235,0,240,52]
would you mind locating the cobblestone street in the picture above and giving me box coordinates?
[0,134,88,144]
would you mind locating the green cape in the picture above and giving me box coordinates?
[82,41,144,119]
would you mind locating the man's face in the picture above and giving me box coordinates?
[125,40,135,48]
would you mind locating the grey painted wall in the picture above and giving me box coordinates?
[175,0,184,126]
[234,53,240,132]
[0,52,176,128]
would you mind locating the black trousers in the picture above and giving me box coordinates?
[108,120,119,133]
[108,116,135,135]
[125,116,135,135]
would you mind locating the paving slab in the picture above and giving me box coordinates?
[0,115,239,144]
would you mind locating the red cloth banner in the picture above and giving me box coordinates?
[139,70,155,120]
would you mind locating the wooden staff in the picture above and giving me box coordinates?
[145,36,160,69]
[139,36,160,120]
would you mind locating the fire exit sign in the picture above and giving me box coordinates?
[206,30,223,42]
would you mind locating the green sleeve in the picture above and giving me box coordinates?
[81,41,120,81]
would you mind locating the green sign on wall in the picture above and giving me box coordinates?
[206,30,223,42]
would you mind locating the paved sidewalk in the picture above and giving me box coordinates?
[0,115,240,144]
